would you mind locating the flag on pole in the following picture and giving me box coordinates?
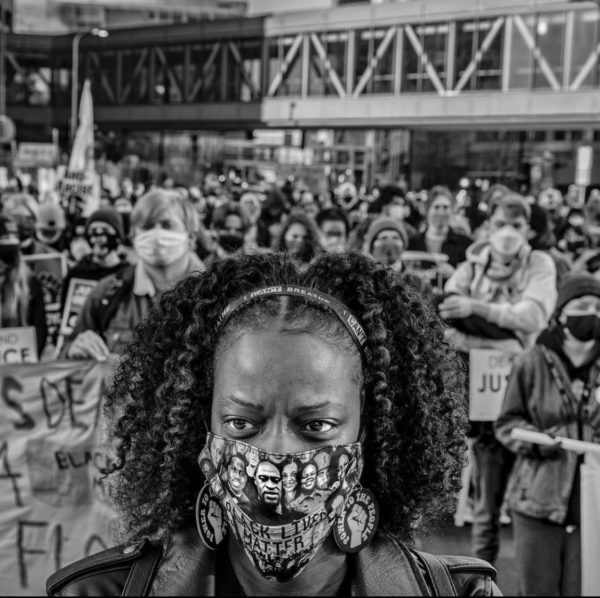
[69,79,94,173]
[58,79,100,216]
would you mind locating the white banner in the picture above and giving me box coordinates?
[0,327,37,364]
[582,453,600,596]
[469,349,514,421]
[0,360,118,595]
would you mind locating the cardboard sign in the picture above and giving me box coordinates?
[0,327,37,364]
[576,145,593,187]
[469,349,514,421]
[582,454,600,596]
[0,360,118,595]
[401,251,449,293]
[59,279,97,337]
[14,143,57,168]
[22,253,67,344]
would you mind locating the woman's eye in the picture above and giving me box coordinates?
[225,419,256,432]
[304,421,334,433]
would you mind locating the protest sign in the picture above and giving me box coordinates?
[401,251,449,294]
[22,253,67,345]
[59,279,97,338]
[0,360,118,596]
[0,327,37,364]
[469,349,514,421]
[582,453,600,596]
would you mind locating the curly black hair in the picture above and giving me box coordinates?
[104,251,467,544]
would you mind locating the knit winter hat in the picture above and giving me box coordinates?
[85,207,124,239]
[555,272,600,315]
[364,216,409,252]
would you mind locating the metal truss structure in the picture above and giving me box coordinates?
[5,0,600,131]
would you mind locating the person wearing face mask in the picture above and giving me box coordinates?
[439,193,557,570]
[60,208,129,310]
[276,212,324,271]
[495,273,600,596]
[47,252,499,596]
[316,208,349,254]
[2,192,54,256]
[206,201,251,267]
[369,185,419,240]
[62,190,205,359]
[363,216,408,272]
[0,215,47,355]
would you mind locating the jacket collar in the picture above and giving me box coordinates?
[150,527,427,596]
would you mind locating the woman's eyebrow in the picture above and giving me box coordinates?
[221,396,264,412]
[291,402,340,415]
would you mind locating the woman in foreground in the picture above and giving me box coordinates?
[47,252,500,596]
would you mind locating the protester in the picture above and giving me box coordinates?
[528,202,571,286]
[47,251,498,596]
[2,192,54,255]
[370,185,418,239]
[315,207,349,254]
[239,191,268,249]
[408,186,471,269]
[276,211,323,270]
[209,201,252,264]
[0,215,47,355]
[60,207,129,308]
[363,215,409,272]
[62,189,205,359]
[439,192,557,567]
[495,272,600,595]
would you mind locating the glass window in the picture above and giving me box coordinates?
[534,12,565,89]
[279,36,302,97]
[189,42,222,102]
[571,9,599,88]
[226,39,262,102]
[508,15,535,89]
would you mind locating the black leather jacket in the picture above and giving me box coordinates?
[47,527,500,596]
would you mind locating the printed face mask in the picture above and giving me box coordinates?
[85,230,119,258]
[488,225,526,261]
[133,228,188,266]
[198,433,363,582]
[565,314,600,342]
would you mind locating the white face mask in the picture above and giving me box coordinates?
[488,225,526,261]
[134,228,188,267]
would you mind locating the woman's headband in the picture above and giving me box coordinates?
[216,285,372,364]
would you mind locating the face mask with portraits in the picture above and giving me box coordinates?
[196,433,367,582]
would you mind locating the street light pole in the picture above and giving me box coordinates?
[70,28,108,150]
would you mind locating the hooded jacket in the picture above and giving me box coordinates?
[444,240,557,352]
[494,330,600,524]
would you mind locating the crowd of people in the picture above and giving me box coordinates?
[2,173,600,595]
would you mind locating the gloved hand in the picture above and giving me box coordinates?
[531,440,564,460]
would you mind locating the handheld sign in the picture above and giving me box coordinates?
[401,251,449,294]
[0,326,38,363]
[22,252,67,344]
[59,278,97,337]
[469,349,514,421]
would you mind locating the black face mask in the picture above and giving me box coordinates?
[565,314,600,342]
[85,231,119,254]
[219,232,244,253]
[0,243,20,266]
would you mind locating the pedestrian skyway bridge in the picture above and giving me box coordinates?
[6,0,600,132]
